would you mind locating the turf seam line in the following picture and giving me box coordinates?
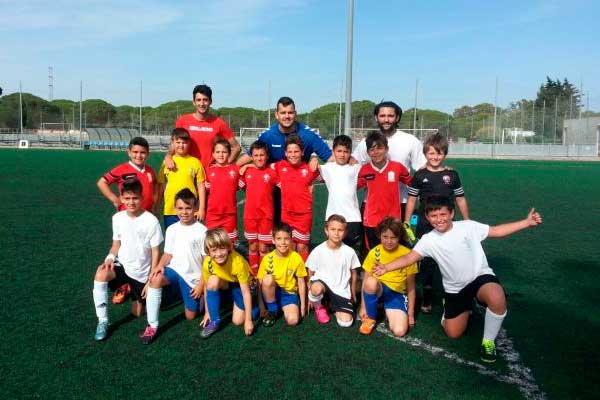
[375,323,546,400]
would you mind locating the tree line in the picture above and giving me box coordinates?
[0,78,595,142]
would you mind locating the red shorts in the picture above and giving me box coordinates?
[244,217,274,244]
[282,211,312,245]
[205,213,238,242]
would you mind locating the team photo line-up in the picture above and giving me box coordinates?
[93,84,543,364]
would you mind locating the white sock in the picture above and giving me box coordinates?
[308,292,323,307]
[146,287,162,329]
[93,281,109,323]
[336,317,353,328]
[483,308,506,342]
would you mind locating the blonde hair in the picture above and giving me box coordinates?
[204,228,232,253]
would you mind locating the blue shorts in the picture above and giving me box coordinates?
[225,283,246,310]
[381,283,408,314]
[276,286,300,307]
[164,215,180,229]
[163,267,201,312]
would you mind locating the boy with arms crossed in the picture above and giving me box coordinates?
[239,141,279,275]
[405,133,469,314]
[358,132,412,250]
[306,215,360,327]
[258,223,308,327]
[318,135,362,251]
[374,196,543,363]
[92,179,163,341]
[157,128,206,229]
[140,189,207,344]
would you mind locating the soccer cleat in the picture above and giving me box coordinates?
[262,311,277,328]
[314,306,330,325]
[200,320,220,339]
[112,284,131,304]
[480,339,497,363]
[359,317,376,335]
[139,325,158,345]
[94,321,109,341]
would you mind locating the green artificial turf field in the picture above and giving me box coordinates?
[1,149,599,399]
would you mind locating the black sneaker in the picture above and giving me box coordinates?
[262,311,276,328]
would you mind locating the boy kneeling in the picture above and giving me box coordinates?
[374,195,543,363]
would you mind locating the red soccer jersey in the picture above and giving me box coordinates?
[103,161,156,212]
[240,167,279,219]
[205,164,241,215]
[358,160,412,228]
[175,113,234,170]
[273,160,319,215]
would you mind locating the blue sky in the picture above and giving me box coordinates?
[1,0,598,113]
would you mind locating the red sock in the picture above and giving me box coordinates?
[249,251,259,276]
[299,250,309,262]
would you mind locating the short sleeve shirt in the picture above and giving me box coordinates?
[257,250,308,293]
[103,161,156,212]
[363,244,418,293]
[202,251,251,284]
[163,221,207,287]
[175,114,234,170]
[319,163,362,222]
[305,242,361,298]
[158,154,206,215]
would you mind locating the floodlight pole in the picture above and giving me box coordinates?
[79,80,83,146]
[413,78,418,130]
[267,80,271,126]
[492,77,498,158]
[139,80,143,136]
[19,80,23,135]
[541,99,545,145]
[343,0,354,135]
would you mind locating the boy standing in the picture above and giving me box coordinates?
[404,133,469,313]
[374,195,543,363]
[358,132,412,250]
[97,137,158,304]
[240,141,279,275]
[157,128,206,229]
[319,135,362,251]
[258,223,308,327]
[306,215,360,327]
[92,179,163,341]
[140,189,207,344]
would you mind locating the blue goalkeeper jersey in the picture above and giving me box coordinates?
[248,122,332,164]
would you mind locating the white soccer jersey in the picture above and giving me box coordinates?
[164,221,207,288]
[413,220,495,293]
[112,211,163,283]
[319,162,362,222]
[306,242,361,299]
[353,130,426,202]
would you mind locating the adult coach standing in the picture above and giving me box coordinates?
[353,101,426,211]
[165,84,241,171]
[237,96,332,170]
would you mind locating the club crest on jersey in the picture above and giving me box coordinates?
[387,171,395,182]
[189,167,195,176]
[210,172,216,178]
[443,175,451,185]
[263,173,271,183]
[229,170,236,179]
[282,167,288,172]
[301,169,308,177]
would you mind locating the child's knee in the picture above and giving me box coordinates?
[94,265,109,281]
[309,282,325,296]
[285,315,299,326]
[362,276,379,293]
[261,274,274,287]
[391,325,408,337]
[336,314,353,328]
[232,314,244,326]
[148,274,162,288]
[206,275,221,290]
[443,324,465,339]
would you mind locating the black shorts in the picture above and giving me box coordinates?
[364,227,379,250]
[310,280,354,315]
[443,274,500,319]
[108,261,147,302]
[342,222,363,251]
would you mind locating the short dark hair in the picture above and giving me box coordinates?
[193,84,212,100]
[285,134,304,152]
[276,96,295,110]
[365,131,388,150]
[250,140,269,154]
[174,188,197,207]
[129,136,149,150]
[326,214,347,226]
[212,137,231,153]
[121,178,143,195]
[423,133,448,155]
[332,134,352,151]
[424,195,455,214]
[374,101,402,120]
[171,128,190,141]
[376,216,407,243]
[272,222,293,238]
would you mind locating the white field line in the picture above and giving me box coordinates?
[376,323,546,400]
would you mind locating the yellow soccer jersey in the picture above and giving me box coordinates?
[158,154,206,215]
[257,250,307,293]
[202,250,251,284]
[363,244,418,293]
